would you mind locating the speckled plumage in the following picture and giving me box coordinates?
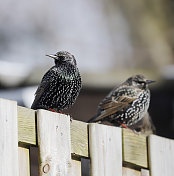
[88,75,155,130]
[31,51,82,112]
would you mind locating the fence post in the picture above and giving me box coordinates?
[37,109,72,176]
[0,98,18,176]
[89,123,122,176]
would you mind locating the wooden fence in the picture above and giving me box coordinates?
[0,98,174,176]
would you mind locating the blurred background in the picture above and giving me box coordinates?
[1,0,174,140]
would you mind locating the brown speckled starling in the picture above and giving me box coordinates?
[31,51,82,112]
[88,75,155,130]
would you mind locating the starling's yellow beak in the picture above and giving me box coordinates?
[46,54,57,59]
[146,80,156,84]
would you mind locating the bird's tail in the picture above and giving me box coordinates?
[87,114,98,123]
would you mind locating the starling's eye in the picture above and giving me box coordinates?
[137,81,146,88]
[58,56,64,60]
[137,81,145,84]
[58,56,65,61]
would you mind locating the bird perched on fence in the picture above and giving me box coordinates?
[88,75,155,133]
[31,51,82,112]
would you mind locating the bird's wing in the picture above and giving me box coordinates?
[100,96,136,110]
[31,69,55,109]
[94,96,137,121]
[93,86,139,122]
[31,81,52,109]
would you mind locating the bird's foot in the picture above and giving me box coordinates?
[64,112,73,122]
[70,116,73,122]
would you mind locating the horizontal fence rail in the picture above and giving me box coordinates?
[1,98,174,176]
[18,106,148,168]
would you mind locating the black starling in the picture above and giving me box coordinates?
[31,51,82,112]
[88,75,155,130]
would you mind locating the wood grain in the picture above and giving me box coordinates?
[37,109,71,176]
[89,123,122,176]
[68,160,81,176]
[141,169,149,176]
[122,167,141,176]
[148,135,174,176]
[123,129,148,168]
[71,120,88,158]
[0,98,19,176]
[18,106,89,158]
[18,147,30,176]
[18,106,36,145]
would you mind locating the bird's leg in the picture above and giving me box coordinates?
[49,108,57,112]
[118,122,131,130]
[120,123,129,129]
[119,122,140,134]
[49,108,62,114]
[64,112,73,122]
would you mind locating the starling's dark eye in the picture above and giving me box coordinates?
[137,81,145,84]
[58,56,65,60]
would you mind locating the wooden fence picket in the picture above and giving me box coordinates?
[148,135,174,176]
[37,109,72,176]
[89,123,122,176]
[1,98,174,176]
[0,98,18,176]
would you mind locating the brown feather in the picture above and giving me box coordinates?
[94,95,137,122]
